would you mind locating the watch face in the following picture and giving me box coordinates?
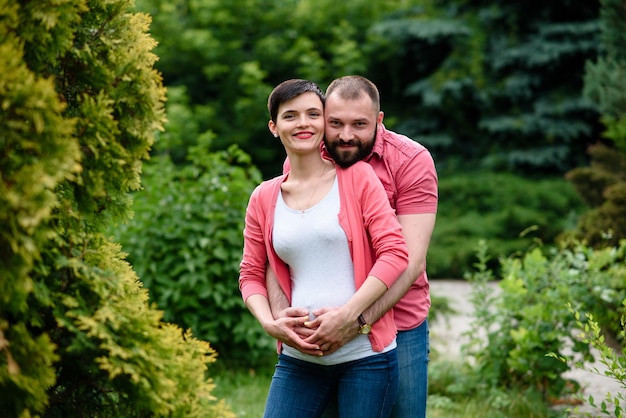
[359,324,372,335]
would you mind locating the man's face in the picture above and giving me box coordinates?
[324,94,381,168]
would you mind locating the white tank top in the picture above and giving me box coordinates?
[273,176,395,365]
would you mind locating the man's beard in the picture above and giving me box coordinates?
[324,127,376,168]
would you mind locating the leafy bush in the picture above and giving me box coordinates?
[428,171,585,278]
[550,302,626,417]
[463,239,626,403]
[110,143,272,365]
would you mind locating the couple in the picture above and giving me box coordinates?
[239,76,438,418]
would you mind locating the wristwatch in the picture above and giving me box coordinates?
[357,314,372,335]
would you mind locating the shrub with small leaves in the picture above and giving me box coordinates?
[110,142,272,366]
[550,302,625,418]
[464,239,625,403]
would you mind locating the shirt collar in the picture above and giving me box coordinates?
[367,123,385,161]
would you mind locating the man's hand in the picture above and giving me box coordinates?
[302,307,360,355]
[267,307,323,356]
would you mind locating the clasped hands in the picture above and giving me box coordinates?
[269,306,360,356]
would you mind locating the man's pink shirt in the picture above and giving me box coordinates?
[359,124,438,330]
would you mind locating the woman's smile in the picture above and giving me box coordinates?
[294,131,316,139]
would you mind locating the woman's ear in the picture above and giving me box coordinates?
[268,120,278,138]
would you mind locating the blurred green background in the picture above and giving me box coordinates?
[109,0,626,365]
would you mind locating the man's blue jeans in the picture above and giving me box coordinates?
[391,320,430,418]
[320,320,430,418]
[264,350,399,418]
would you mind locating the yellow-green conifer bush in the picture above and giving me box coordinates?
[0,0,233,416]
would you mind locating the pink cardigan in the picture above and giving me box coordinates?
[239,160,409,352]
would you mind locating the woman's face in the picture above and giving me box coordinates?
[269,92,324,155]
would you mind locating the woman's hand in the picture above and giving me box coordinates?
[303,307,360,355]
[268,307,323,356]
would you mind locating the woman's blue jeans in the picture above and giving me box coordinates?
[320,320,430,418]
[263,350,399,418]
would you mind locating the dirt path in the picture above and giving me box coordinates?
[429,279,623,417]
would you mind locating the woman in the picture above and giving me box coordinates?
[239,79,408,418]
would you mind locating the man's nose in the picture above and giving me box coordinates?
[338,126,354,140]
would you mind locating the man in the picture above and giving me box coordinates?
[267,75,438,418]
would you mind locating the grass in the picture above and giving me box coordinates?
[210,358,273,417]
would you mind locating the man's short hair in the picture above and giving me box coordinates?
[325,75,380,113]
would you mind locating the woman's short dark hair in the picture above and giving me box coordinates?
[267,79,325,122]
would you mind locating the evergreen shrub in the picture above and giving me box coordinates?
[1,0,233,416]
[565,143,626,248]
[429,171,585,278]
[565,0,626,248]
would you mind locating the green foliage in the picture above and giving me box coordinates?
[565,144,626,247]
[124,0,604,178]
[0,2,80,312]
[583,0,626,155]
[213,357,560,418]
[427,360,556,418]
[110,143,270,365]
[565,0,626,249]
[550,303,626,417]
[463,239,626,403]
[1,0,232,416]
[42,237,233,417]
[212,359,274,417]
[134,0,411,175]
[369,1,601,175]
[428,171,585,278]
